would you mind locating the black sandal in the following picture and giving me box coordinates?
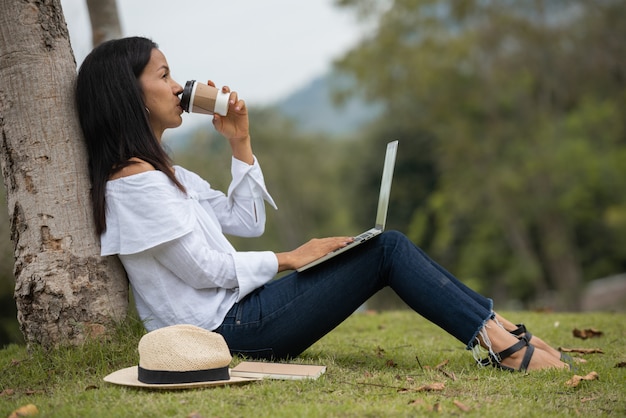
[509,323,573,365]
[480,337,535,372]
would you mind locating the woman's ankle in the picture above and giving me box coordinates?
[479,319,520,352]
[493,312,516,331]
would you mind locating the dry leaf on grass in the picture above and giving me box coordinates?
[8,404,38,418]
[559,347,604,354]
[418,359,457,380]
[419,382,445,391]
[580,396,599,403]
[565,371,599,387]
[430,359,457,380]
[438,369,457,381]
[572,328,603,339]
[434,360,449,369]
[399,382,446,393]
[22,390,45,396]
[454,400,471,412]
[440,370,456,381]
[386,359,398,368]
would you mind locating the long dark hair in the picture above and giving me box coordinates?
[75,37,185,235]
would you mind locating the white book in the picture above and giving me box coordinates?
[230,361,326,380]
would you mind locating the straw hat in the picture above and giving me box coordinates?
[104,324,258,389]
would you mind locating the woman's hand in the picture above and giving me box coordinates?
[207,81,253,164]
[275,237,355,272]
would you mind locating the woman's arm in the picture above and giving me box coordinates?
[150,231,278,298]
[207,83,254,165]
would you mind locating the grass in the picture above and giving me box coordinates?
[1,310,625,417]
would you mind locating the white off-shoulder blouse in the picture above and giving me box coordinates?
[100,157,278,331]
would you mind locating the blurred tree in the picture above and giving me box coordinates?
[0,189,22,346]
[335,0,626,310]
[0,0,127,346]
[85,0,122,45]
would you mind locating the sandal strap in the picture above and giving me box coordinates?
[478,338,526,366]
[518,342,535,372]
[522,331,533,343]
[488,338,536,372]
[497,338,528,361]
[510,323,533,343]
[510,323,527,336]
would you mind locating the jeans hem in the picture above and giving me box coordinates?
[465,298,494,350]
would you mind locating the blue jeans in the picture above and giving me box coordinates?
[215,231,493,360]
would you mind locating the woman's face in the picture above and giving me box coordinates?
[139,48,184,140]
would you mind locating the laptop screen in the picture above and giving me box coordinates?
[375,140,398,230]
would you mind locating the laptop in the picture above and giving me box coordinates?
[297,140,398,272]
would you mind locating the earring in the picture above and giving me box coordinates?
[145,107,150,114]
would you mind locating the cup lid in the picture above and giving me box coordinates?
[179,80,196,112]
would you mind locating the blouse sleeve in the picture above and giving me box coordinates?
[176,157,277,238]
[101,171,195,256]
[148,231,278,300]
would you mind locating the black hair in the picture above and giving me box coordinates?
[75,36,185,235]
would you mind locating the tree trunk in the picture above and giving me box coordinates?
[86,0,122,46]
[0,0,128,347]
[537,212,583,311]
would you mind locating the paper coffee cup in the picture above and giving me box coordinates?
[180,80,229,116]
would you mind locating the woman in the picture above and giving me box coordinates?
[76,37,567,372]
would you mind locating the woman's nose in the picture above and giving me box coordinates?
[173,80,183,95]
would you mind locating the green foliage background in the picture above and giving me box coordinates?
[1,0,625,345]
[331,0,626,310]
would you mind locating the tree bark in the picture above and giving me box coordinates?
[0,0,128,347]
[86,0,122,46]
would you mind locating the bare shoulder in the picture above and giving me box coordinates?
[109,158,156,180]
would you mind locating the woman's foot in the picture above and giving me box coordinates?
[500,344,568,371]
[493,313,563,361]
[478,320,568,371]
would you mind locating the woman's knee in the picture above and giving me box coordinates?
[379,230,412,248]
[378,230,432,266]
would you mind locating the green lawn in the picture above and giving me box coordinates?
[1,310,624,417]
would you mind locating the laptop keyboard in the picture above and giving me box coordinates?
[329,231,376,254]
[355,231,375,242]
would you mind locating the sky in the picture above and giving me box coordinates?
[60,0,366,107]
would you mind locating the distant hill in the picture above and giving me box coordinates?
[275,73,383,136]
